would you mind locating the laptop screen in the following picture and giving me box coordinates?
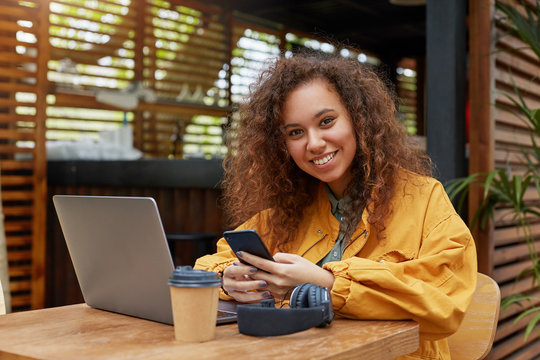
[53,195,236,325]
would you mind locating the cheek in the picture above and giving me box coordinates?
[285,141,304,162]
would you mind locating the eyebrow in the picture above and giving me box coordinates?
[282,108,335,129]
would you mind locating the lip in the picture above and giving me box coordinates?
[311,151,338,166]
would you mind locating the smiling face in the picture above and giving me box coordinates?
[282,78,357,199]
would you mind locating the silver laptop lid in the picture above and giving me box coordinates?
[53,195,175,324]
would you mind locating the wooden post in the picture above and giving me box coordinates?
[133,0,145,151]
[32,0,51,309]
[468,0,495,275]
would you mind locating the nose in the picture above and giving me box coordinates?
[306,130,325,154]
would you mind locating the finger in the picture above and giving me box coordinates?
[272,252,302,263]
[223,262,258,278]
[228,290,273,303]
[237,251,278,273]
[224,279,267,293]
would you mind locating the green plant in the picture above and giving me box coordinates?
[447,0,540,340]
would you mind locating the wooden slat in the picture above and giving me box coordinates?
[0,160,34,170]
[492,259,532,283]
[2,206,33,216]
[495,223,540,246]
[0,145,34,154]
[52,0,137,19]
[0,20,28,33]
[0,83,37,94]
[0,5,39,19]
[495,92,540,118]
[505,340,540,360]
[5,236,32,247]
[7,250,32,262]
[1,191,35,202]
[10,295,31,308]
[0,51,38,64]
[495,67,540,100]
[0,34,38,49]
[491,327,540,359]
[48,41,133,61]
[8,264,32,278]
[493,239,540,266]
[494,126,533,147]
[4,221,33,232]
[49,49,133,68]
[165,0,224,16]
[496,315,532,342]
[48,30,134,52]
[0,175,34,186]
[0,129,35,141]
[0,113,36,123]
[496,51,540,79]
[9,280,31,292]
[496,29,540,64]
[154,78,216,91]
[49,6,137,29]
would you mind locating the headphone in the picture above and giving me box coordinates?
[236,283,334,336]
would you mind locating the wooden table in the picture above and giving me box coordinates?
[0,304,419,359]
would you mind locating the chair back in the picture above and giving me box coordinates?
[448,272,500,360]
[0,280,5,315]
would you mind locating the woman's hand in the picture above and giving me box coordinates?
[221,261,273,303]
[236,251,335,300]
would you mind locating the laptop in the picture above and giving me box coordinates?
[52,195,237,325]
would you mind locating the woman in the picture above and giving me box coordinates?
[195,51,477,359]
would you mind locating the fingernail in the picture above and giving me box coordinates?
[235,251,243,258]
[249,267,257,273]
[262,291,272,298]
[233,261,240,266]
[258,281,267,288]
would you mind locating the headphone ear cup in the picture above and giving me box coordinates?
[307,284,323,307]
[290,283,311,308]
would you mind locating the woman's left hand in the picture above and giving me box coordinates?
[236,251,335,299]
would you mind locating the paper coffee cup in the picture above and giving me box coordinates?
[168,266,221,342]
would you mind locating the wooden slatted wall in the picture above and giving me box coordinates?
[470,0,540,358]
[0,0,47,311]
[140,0,229,157]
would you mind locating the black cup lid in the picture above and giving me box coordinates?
[168,266,222,288]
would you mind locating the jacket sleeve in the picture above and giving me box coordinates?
[323,188,477,340]
[194,238,238,300]
[194,215,265,300]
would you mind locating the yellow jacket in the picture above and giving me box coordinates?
[195,174,477,359]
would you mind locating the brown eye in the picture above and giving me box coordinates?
[321,117,334,126]
[288,129,303,137]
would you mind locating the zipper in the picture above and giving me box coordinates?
[300,233,327,257]
[343,229,367,253]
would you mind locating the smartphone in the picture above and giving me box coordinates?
[223,229,275,265]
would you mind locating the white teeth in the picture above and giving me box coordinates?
[314,152,335,165]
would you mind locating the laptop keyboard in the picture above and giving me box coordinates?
[218,309,236,317]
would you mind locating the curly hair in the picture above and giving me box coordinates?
[221,51,433,251]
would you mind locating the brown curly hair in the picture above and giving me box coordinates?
[222,51,433,251]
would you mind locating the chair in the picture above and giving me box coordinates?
[0,280,4,315]
[448,272,501,360]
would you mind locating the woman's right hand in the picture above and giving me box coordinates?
[222,261,273,303]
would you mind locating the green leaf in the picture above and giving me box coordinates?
[514,306,540,323]
[525,312,540,340]
[483,171,497,199]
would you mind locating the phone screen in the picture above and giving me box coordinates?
[223,229,274,265]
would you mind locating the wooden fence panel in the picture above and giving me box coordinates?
[478,0,540,358]
[0,0,47,311]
